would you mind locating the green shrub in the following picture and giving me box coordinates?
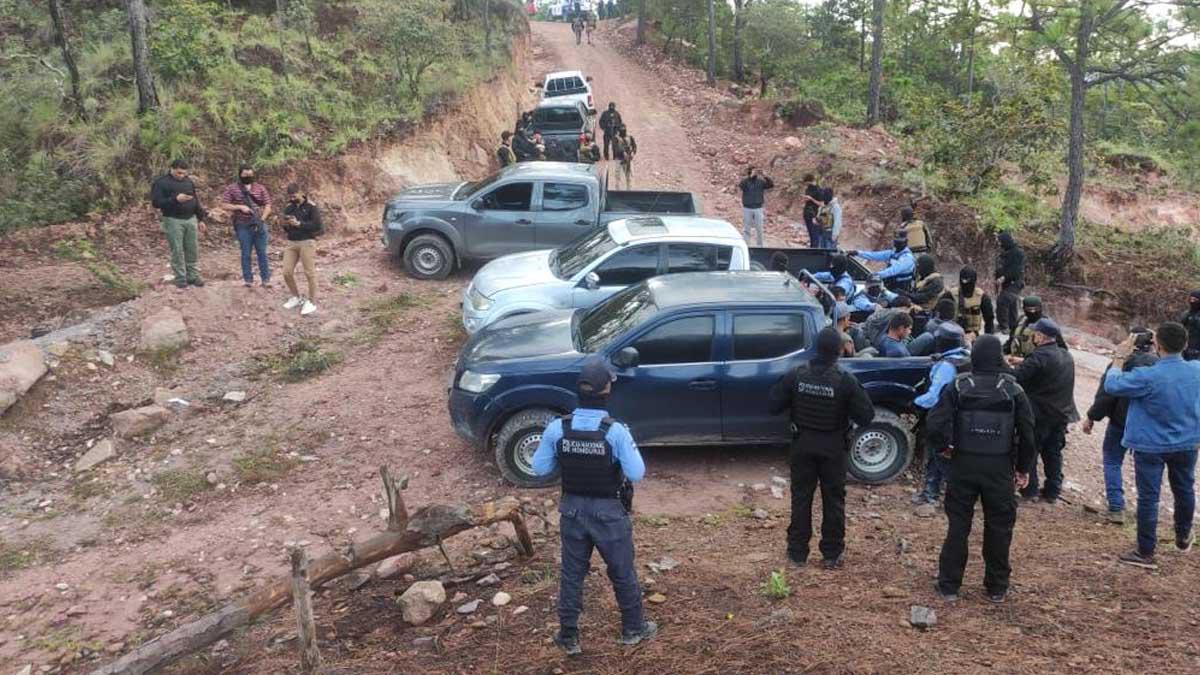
[760,569,791,600]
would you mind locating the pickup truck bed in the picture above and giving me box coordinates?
[749,247,871,280]
[603,190,697,215]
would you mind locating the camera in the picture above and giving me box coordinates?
[1133,330,1154,352]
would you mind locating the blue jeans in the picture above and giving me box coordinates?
[558,494,644,635]
[1133,449,1197,556]
[1101,423,1128,512]
[235,224,270,283]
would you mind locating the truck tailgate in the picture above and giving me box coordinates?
[603,190,698,214]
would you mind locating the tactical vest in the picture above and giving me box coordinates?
[914,272,943,311]
[557,416,623,498]
[952,373,1018,456]
[790,363,846,433]
[955,288,984,334]
[1010,317,1037,358]
[903,220,930,252]
[885,251,914,291]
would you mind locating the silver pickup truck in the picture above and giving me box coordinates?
[381,162,700,279]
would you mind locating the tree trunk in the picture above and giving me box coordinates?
[124,0,159,115]
[275,0,289,81]
[865,0,885,126]
[289,548,323,673]
[859,8,866,72]
[964,0,977,98]
[484,0,492,54]
[48,0,86,120]
[705,0,717,86]
[636,0,646,44]
[1056,66,1086,268]
[732,0,745,82]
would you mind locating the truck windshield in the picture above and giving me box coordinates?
[551,227,617,279]
[546,77,587,97]
[534,107,584,131]
[577,284,658,352]
[458,173,503,200]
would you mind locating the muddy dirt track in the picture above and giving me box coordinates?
[1,18,1198,675]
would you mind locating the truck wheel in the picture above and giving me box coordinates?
[494,408,560,488]
[403,234,454,280]
[847,408,913,484]
[749,261,766,271]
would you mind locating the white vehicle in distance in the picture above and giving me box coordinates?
[539,70,595,114]
[462,216,750,333]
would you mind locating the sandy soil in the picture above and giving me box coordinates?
[0,18,1197,675]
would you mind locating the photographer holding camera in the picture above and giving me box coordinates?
[531,356,656,656]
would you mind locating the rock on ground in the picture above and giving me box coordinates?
[76,439,116,472]
[110,405,169,438]
[0,340,48,416]
[910,605,937,630]
[398,581,446,626]
[491,591,511,607]
[139,307,189,351]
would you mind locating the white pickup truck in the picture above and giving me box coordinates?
[462,216,751,333]
[539,70,595,114]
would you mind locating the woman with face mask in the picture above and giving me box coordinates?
[281,184,323,316]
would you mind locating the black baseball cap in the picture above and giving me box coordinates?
[578,356,616,394]
[1031,318,1061,339]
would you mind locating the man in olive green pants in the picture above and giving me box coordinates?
[151,160,208,288]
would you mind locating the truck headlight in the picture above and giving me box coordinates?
[469,286,493,312]
[458,370,500,393]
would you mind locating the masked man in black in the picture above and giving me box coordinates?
[1182,290,1200,360]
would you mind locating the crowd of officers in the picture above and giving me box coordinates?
[497,101,638,188]
[526,201,1200,652]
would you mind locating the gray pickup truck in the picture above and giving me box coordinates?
[382,162,700,279]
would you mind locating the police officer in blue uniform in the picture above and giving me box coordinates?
[532,356,657,656]
[911,323,971,505]
[769,327,875,568]
[848,234,915,293]
[927,335,1036,603]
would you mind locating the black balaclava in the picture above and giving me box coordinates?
[959,265,978,297]
[893,235,908,253]
[916,254,935,279]
[866,275,883,300]
[1022,295,1043,323]
[1190,289,1200,313]
[814,326,843,365]
[900,206,914,223]
[998,231,1015,250]
[971,335,1005,373]
[830,254,848,278]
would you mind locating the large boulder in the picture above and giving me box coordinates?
[110,405,169,438]
[398,580,446,626]
[0,340,48,416]
[139,308,189,351]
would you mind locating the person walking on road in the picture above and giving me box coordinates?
[613,125,637,189]
[222,165,273,288]
[572,15,585,45]
[1104,322,1200,569]
[1012,318,1079,503]
[994,231,1026,334]
[598,103,623,161]
[1181,289,1200,360]
[532,357,658,655]
[150,159,208,289]
[1082,327,1158,523]
[497,131,517,168]
[769,327,875,569]
[585,13,597,44]
[929,334,1036,604]
[738,167,774,246]
[280,184,322,316]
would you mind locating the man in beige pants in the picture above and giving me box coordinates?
[281,183,323,315]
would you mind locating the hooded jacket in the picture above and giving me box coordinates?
[994,232,1026,288]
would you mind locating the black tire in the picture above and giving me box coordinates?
[402,234,454,280]
[847,408,914,484]
[749,260,766,271]
[494,408,560,488]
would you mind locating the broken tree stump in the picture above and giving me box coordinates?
[87,466,535,675]
[290,547,323,674]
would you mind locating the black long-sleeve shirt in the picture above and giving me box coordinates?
[1014,343,1080,426]
[599,109,623,134]
[1086,351,1158,428]
[150,174,206,221]
[926,371,1037,473]
[738,175,775,209]
[995,245,1026,287]
[282,199,323,241]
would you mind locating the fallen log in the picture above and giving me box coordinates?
[88,466,534,675]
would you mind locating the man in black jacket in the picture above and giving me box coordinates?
[994,232,1026,334]
[1182,290,1200,360]
[929,335,1036,604]
[598,102,623,160]
[738,166,774,246]
[1082,328,1158,522]
[150,159,208,289]
[1013,318,1079,503]
[769,327,875,569]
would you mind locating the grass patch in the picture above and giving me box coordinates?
[730,503,755,519]
[53,237,146,300]
[354,292,424,344]
[34,628,104,655]
[638,514,671,527]
[332,271,360,288]
[443,310,467,345]
[70,478,112,502]
[144,344,184,374]
[252,339,343,382]
[151,468,212,503]
[760,569,792,600]
[233,447,299,485]
[0,537,56,573]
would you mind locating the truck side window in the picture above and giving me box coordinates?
[632,316,714,365]
[594,244,660,286]
[667,244,733,273]
[543,183,589,211]
[733,314,808,360]
[479,182,532,211]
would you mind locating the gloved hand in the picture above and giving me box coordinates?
[846,250,860,257]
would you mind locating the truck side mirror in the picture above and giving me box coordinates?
[612,347,639,369]
[471,199,484,211]
[585,76,593,82]
[582,272,600,290]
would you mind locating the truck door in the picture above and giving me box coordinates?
[607,313,722,444]
[571,243,663,308]
[535,182,594,247]
[468,181,537,258]
[718,311,812,442]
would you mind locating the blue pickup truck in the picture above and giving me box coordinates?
[448,271,933,488]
